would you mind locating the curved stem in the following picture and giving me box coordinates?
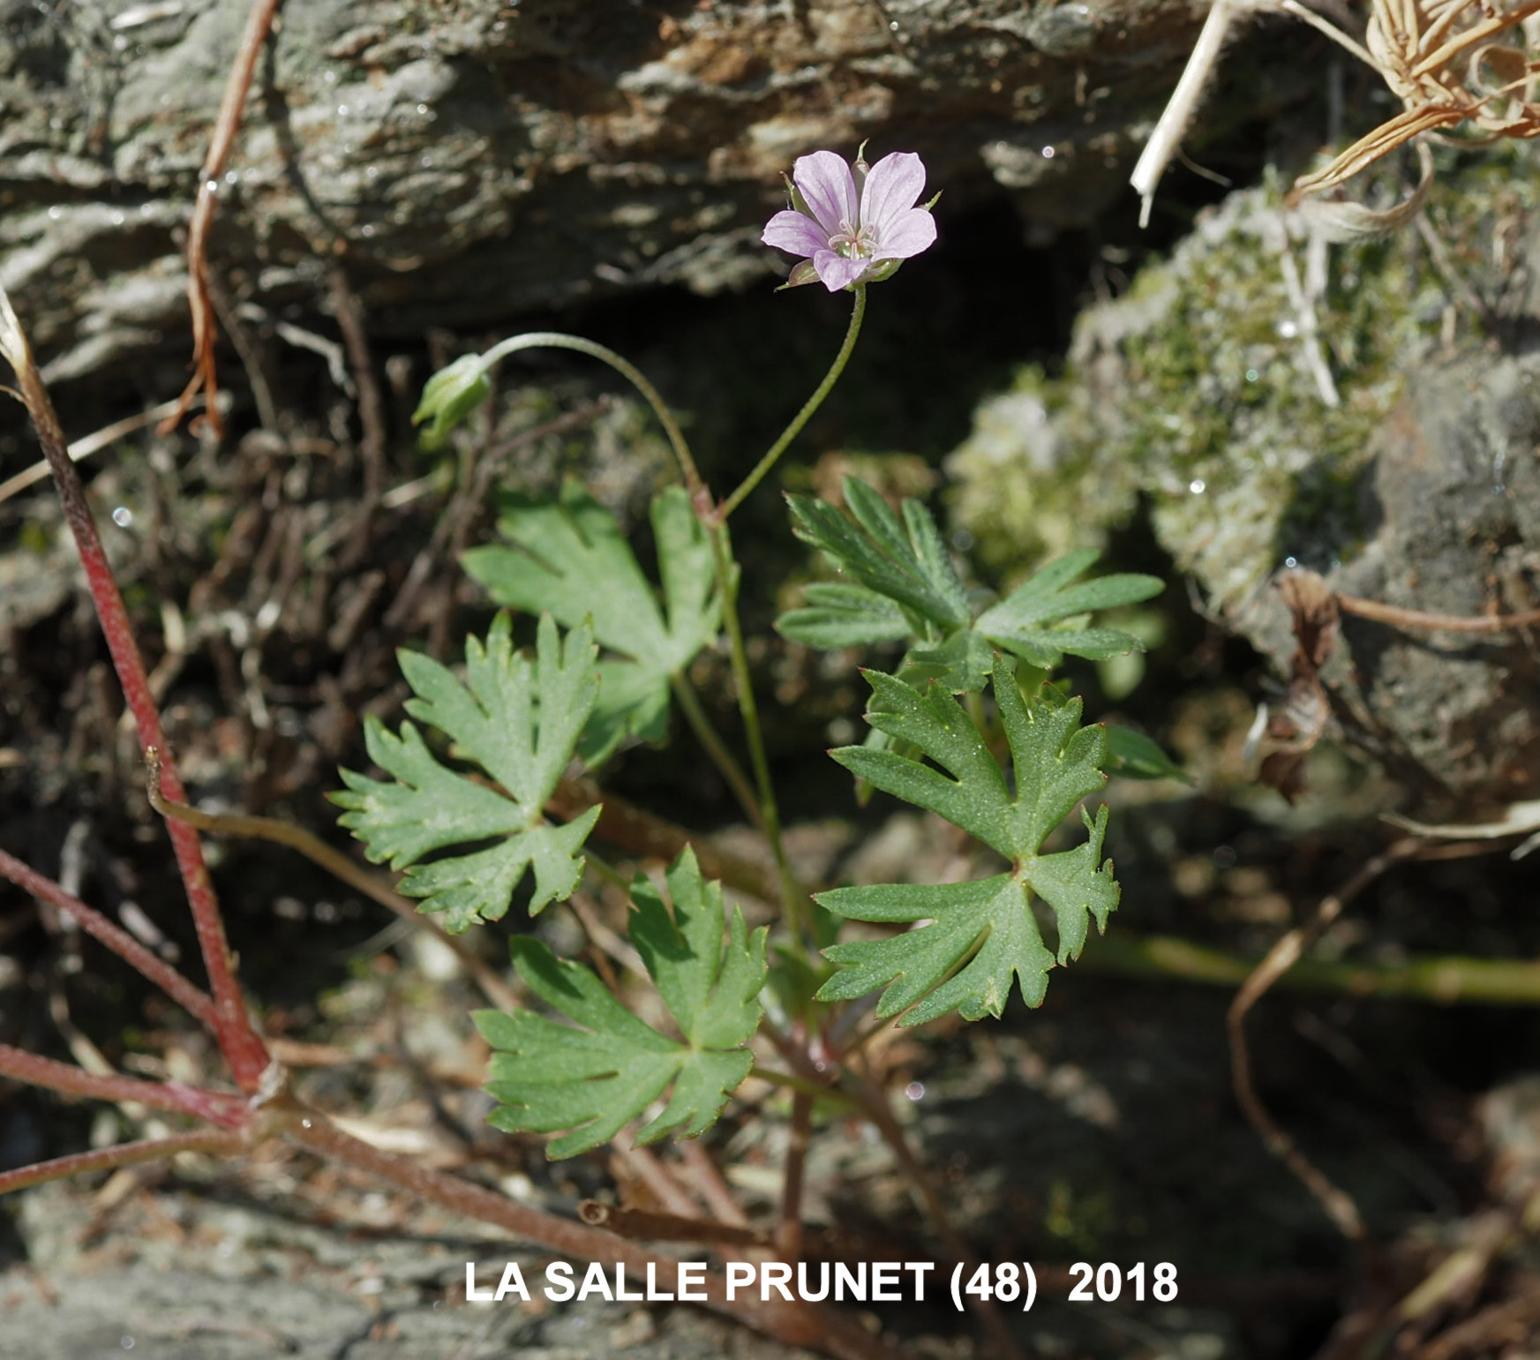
[716,286,867,521]
[750,1065,856,1109]
[146,753,518,1012]
[0,1043,249,1128]
[549,774,782,903]
[708,523,809,948]
[479,332,705,501]
[669,674,763,830]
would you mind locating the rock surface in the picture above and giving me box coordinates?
[0,0,1269,387]
[945,149,1540,809]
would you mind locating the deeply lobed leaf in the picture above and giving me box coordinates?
[475,847,767,1158]
[464,483,719,763]
[817,659,1120,1023]
[778,476,1163,686]
[783,476,970,638]
[973,548,1163,668]
[332,613,600,932]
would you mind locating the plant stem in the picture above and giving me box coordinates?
[715,286,867,522]
[669,674,764,830]
[159,0,281,437]
[677,1138,750,1229]
[708,523,809,945]
[0,286,270,1092]
[549,774,782,903]
[1084,930,1540,1006]
[778,1089,814,1259]
[1336,588,1540,634]
[147,756,518,1012]
[0,1131,244,1197]
[0,848,216,1028]
[1228,839,1422,1243]
[688,289,875,945]
[750,1064,856,1109]
[462,328,818,948]
[477,332,706,503]
[0,1044,249,1128]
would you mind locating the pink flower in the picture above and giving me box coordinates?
[762,148,938,292]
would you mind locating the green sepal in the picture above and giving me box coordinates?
[413,354,491,451]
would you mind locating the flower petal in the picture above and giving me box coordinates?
[871,206,937,262]
[859,152,927,235]
[793,151,858,236]
[812,249,869,292]
[762,209,829,260]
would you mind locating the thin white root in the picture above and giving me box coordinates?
[1384,800,1540,855]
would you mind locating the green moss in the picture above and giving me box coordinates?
[947,148,1535,605]
[945,363,1130,582]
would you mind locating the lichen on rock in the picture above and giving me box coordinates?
[947,145,1540,805]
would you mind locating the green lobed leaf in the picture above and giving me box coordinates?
[816,658,1120,1023]
[974,550,1164,669]
[905,629,996,694]
[783,476,970,636]
[464,483,719,764]
[331,613,600,932]
[778,477,1165,691]
[1105,724,1192,783]
[776,583,909,649]
[475,847,767,1158]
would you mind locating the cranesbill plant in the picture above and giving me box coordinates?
[369,143,1163,1138]
[0,146,1165,1358]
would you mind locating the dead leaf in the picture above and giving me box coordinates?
[1254,569,1341,801]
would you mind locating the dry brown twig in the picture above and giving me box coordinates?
[1293,0,1540,200]
[1227,836,1424,1244]
[159,0,283,439]
[1134,0,1540,223]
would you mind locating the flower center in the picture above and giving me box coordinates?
[829,221,876,259]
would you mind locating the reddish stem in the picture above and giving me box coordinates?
[0,848,216,1029]
[0,295,270,1091]
[0,1044,249,1129]
[0,1131,244,1196]
[778,1089,813,1259]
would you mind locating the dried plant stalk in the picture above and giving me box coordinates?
[1135,0,1540,220]
[1292,0,1540,199]
[159,0,282,437]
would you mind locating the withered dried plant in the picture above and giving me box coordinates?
[1294,0,1540,198]
[1133,0,1540,224]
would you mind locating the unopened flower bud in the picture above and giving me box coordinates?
[412,354,491,450]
